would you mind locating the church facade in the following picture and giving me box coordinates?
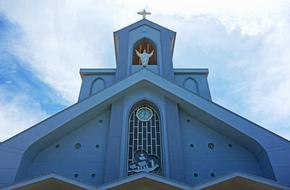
[0,16,290,190]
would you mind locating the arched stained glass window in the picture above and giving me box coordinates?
[127,104,162,175]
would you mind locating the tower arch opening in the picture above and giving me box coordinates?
[132,38,157,65]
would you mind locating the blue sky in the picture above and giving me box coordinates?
[0,0,290,141]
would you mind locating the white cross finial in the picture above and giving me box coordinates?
[137,9,151,19]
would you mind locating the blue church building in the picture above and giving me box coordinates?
[0,15,290,190]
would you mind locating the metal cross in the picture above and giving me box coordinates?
[137,9,151,19]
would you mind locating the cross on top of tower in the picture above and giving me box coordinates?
[137,9,151,19]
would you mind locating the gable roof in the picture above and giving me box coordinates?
[97,172,191,190]
[1,68,290,174]
[114,19,176,35]
[2,173,97,190]
[193,172,289,190]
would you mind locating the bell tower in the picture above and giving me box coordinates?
[113,12,176,81]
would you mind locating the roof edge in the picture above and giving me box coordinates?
[114,19,176,35]
[174,68,209,75]
[193,172,289,190]
[2,173,97,190]
[96,172,191,190]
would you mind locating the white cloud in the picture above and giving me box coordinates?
[0,0,118,102]
[0,91,48,141]
[151,6,290,139]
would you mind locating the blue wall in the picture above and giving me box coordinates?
[16,110,110,185]
[78,70,115,101]
[180,109,262,184]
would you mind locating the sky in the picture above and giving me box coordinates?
[0,0,290,141]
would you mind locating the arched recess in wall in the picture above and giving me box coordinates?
[127,101,162,176]
[183,78,199,94]
[90,78,105,95]
[132,38,157,65]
